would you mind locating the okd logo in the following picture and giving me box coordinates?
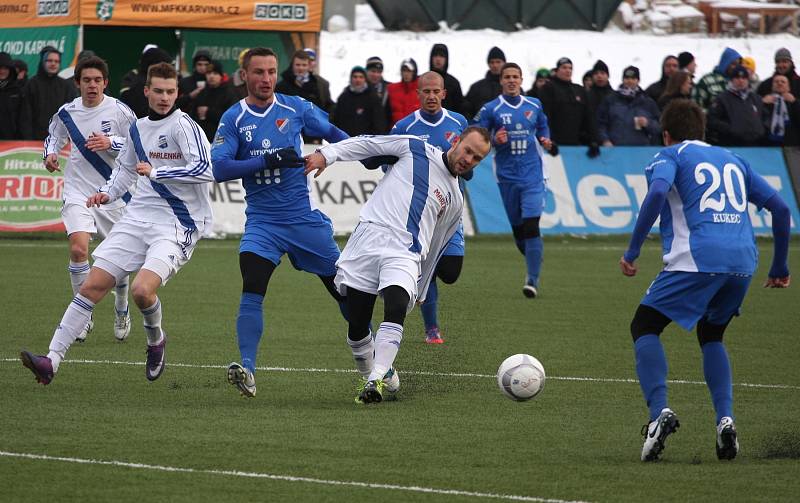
[38,0,70,17]
[96,0,115,21]
[253,3,307,21]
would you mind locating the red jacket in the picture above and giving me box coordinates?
[387,79,419,125]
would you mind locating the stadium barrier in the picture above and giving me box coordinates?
[0,141,794,236]
[467,146,800,235]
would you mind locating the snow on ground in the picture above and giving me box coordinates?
[319,4,798,103]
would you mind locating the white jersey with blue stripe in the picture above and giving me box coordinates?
[318,135,463,298]
[211,94,334,223]
[44,95,136,208]
[101,110,214,231]
[473,95,549,185]
[647,140,777,275]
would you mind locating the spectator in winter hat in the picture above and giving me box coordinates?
[19,46,77,139]
[526,67,550,98]
[0,52,23,139]
[365,56,391,132]
[741,56,760,92]
[707,65,766,146]
[538,56,601,157]
[587,59,613,117]
[597,65,661,146]
[387,58,419,124]
[177,49,212,111]
[429,43,466,116]
[678,51,696,76]
[583,70,594,90]
[464,46,505,118]
[191,59,240,141]
[332,65,387,136]
[757,48,800,98]
[645,55,678,103]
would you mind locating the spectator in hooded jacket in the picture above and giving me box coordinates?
[190,60,240,141]
[693,47,741,113]
[526,68,550,99]
[177,49,212,112]
[597,66,661,146]
[657,71,693,111]
[763,73,800,146]
[332,66,387,136]
[387,58,419,125]
[644,55,678,104]
[678,51,696,77]
[757,48,800,99]
[19,46,77,140]
[120,47,173,118]
[365,56,392,133]
[707,66,765,147]
[429,43,465,116]
[0,52,23,139]
[587,60,613,117]
[464,46,505,118]
[13,59,28,85]
[538,56,600,157]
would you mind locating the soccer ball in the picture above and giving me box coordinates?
[496,354,545,401]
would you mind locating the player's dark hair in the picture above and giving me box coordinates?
[461,125,491,145]
[660,99,705,142]
[146,62,178,86]
[74,56,109,81]
[501,62,522,77]
[241,47,277,71]
[291,49,310,62]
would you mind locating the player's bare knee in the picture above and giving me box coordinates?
[69,242,89,262]
[630,304,672,342]
[696,318,728,346]
[130,282,157,309]
[521,217,541,239]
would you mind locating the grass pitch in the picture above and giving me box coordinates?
[1,235,799,502]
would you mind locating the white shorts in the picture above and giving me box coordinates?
[335,222,420,312]
[62,203,125,238]
[92,219,199,285]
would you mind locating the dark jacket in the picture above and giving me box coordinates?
[0,52,23,139]
[121,47,173,118]
[429,44,466,116]
[314,73,334,113]
[19,47,78,140]
[707,88,766,146]
[464,70,501,119]
[756,66,800,98]
[538,76,597,145]
[587,83,614,117]
[177,50,211,113]
[368,77,392,133]
[275,67,328,110]
[190,82,240,141]
[763,96,800,146]
[597,87,661,146]
[332,85,387,136]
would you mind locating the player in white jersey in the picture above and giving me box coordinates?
[304,126,491,403]
[21,63,214,386]
[43,56,137,342]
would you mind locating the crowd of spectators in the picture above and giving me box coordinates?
[1,43,798,149]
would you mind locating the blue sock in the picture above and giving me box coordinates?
[634,335,669,421]
[236,292,264,374]
[524,237,543,286]
[701,342,733,422]
[421,278,438,330]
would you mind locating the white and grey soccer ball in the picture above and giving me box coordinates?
[496,354,545,401]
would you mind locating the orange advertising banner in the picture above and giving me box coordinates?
[81,0,322,32]
[0,0,79,28]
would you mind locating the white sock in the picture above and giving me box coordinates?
[368,322,403,382]
[141,298,164,345]
[68,260,90,295]
[347,331,374,379]
[47,294,95,372]
[114,275,129,314]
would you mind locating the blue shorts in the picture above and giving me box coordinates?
[442,221,465,257]
[498,182,545,226]
[641,271,752,331]
[240,213,340,277]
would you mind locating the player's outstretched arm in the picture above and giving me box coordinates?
[761,193,791,288]
[312,135,411,171]
[622,178,670,275]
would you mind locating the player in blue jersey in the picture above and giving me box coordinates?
[390,71,469,344]
[210,47,351,398]
[474,62,555,298]
[620,99,791,462]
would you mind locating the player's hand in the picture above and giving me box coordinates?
[494,127,508,145]
[539,137,553,151]
[44,153,60,172]
[86,192,110,207]
[86,132,111,152]
[136,161,153,177]
[264,147,303,169]
[586,142,601,158]
[603,140,614,147]
[619,256,638,277]
[764,275,791,288]
[303,152,328,178]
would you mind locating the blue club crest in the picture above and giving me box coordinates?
[100,121,112,134]
[158,135,168,149]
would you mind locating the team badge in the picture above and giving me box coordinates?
[275,118,288,133]
[96,0,115,21]
[100,120,112,134]
[262,138,271,149]
[524,110,533,120]
[158,135,168,149]
[444,131,458,145]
